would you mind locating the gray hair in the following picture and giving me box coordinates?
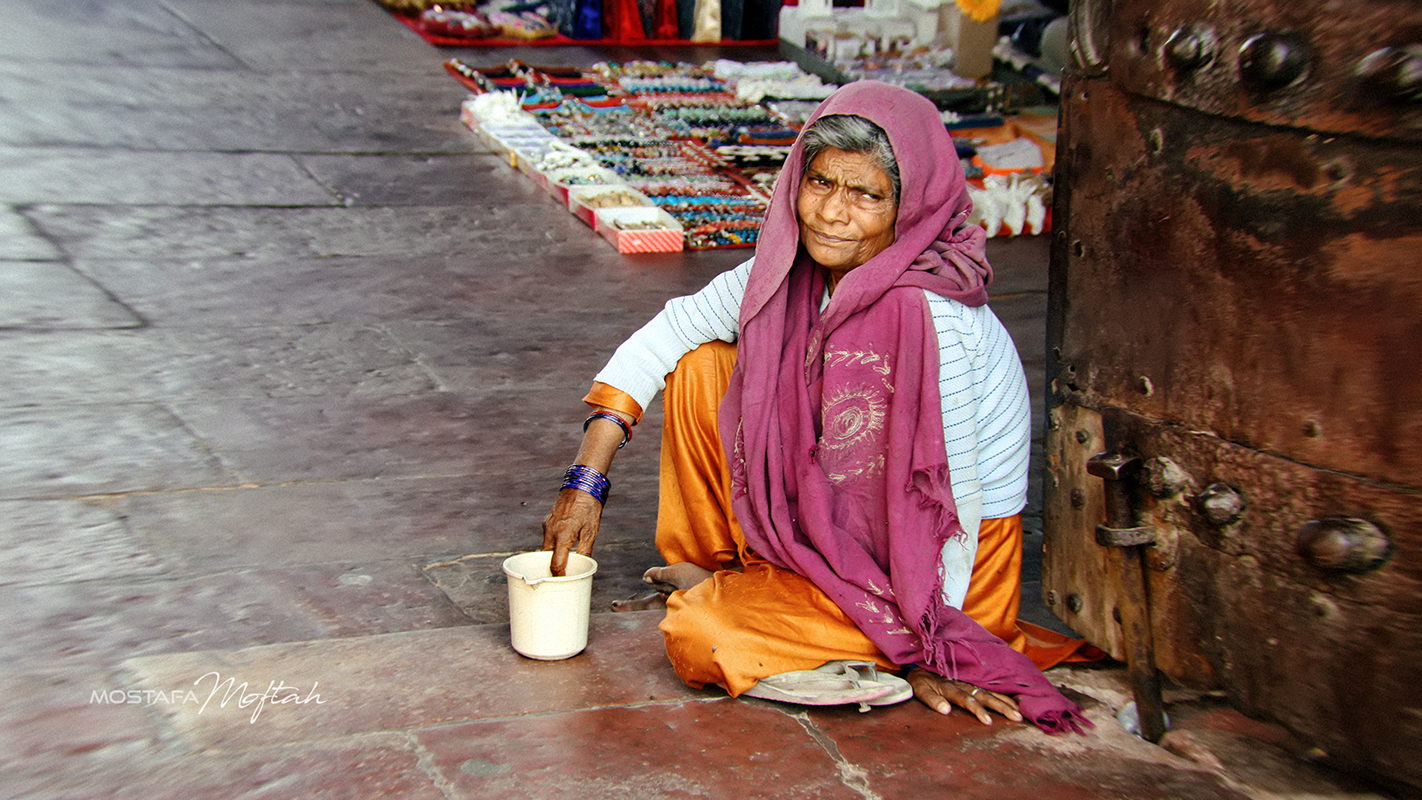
[799,114,900,203]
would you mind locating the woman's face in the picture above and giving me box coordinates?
[796,146,899,277]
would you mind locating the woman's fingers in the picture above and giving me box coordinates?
[957,684,995,725]
[906,668,954,715]
[978,689,1023,723]
[958,685,1022,725]
[542,488,602,576]
[905,669,1023,725]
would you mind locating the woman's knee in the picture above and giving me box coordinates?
[664,342,737,413]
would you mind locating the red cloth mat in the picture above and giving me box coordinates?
[395,13,776,47]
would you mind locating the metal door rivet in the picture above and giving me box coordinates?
[1075,430,1090,444]
[1164,24,1216,72]
[1297,518,1391,573]
[1047,590,1059,607]
[1196,483,1245,525]
[1067,593,1084,613]
[1138,376,1154,395]
[1240,33,1310,91]
[1323,160,1351,185]
[1356,46,1422,103]
[1070,488,1086,508]
[1302,420,1322,438]
[1144,456,1190,498]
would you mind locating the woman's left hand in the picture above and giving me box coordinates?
[906,667,1023,725]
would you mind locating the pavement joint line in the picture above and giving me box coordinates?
[0,559,452,592]
[419,537,658,569]
[421,551,527,569]
[62,470,485,501]
[405,730,461,800]
[288,152,350,207]
[394,695,734,734]
[126,694,740,756]
[786,709,883,800]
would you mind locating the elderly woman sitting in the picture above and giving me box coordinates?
[542,81,1091,732]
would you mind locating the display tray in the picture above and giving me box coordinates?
[568,185,656,226]
[594,206,684,254]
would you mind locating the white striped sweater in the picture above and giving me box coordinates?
[594,258,1031,607]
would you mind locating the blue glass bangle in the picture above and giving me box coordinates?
[562,464,610,505]
[584,411,632,449]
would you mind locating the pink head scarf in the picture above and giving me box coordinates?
[719,81,1088,734]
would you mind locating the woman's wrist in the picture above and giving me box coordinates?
[584,411,632,449]
[562,464,611,505]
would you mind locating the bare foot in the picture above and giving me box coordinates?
[609,563,714,613]
[610,592,666,612]
[643,562,714,593]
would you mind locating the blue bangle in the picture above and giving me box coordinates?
[584,411,632,449]
[562,464,610,505]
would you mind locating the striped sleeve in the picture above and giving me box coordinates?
[592,259,752,410]
[924,294,1031,520]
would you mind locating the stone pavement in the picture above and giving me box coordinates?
[0,1,1400,798]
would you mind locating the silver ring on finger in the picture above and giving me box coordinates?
[968,687,981,698]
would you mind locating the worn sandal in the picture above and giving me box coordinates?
[741,661,913,712]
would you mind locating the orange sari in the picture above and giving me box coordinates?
[587,341,1095,695]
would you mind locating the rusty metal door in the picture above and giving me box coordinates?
[1043,0,1421,790]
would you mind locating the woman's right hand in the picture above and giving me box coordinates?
[541,486,604,577]
[541,407,633,576]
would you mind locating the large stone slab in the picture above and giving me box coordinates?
[0,662,163,765]
[121,474,561,570]
[0,207,61,260]
[121,611,694,750]
[115,405,661,548]
[11,732,447,800]
[413,700,865,800]
[0,149,339,206]
[0,331,174,406]
[380,316,650,394]
[0,64,475,152]
[807,693,1253,800]
[0,0,240,68]
[64,247,691,328]
[165,388,639,483]
[295,153,541,206]
[26,204,599,261]
[0,261,142,329]
[0,560,467,673]
[71,256,480,327]
[0,403,237,500]
[0,499,169,587]
[165,0,441,74]
[146,323,440,401]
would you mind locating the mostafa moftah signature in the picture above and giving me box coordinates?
[193,671,326,723]
[94,672,328,724]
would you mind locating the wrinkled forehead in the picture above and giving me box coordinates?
[802,148,895,191]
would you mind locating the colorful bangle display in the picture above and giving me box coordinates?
[562,464,611,505]
[583,411,632,449]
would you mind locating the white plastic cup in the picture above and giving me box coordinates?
[502,551,598,660]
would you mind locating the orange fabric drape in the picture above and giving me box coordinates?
[598,340,1096,693]
[585,381,644,423]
